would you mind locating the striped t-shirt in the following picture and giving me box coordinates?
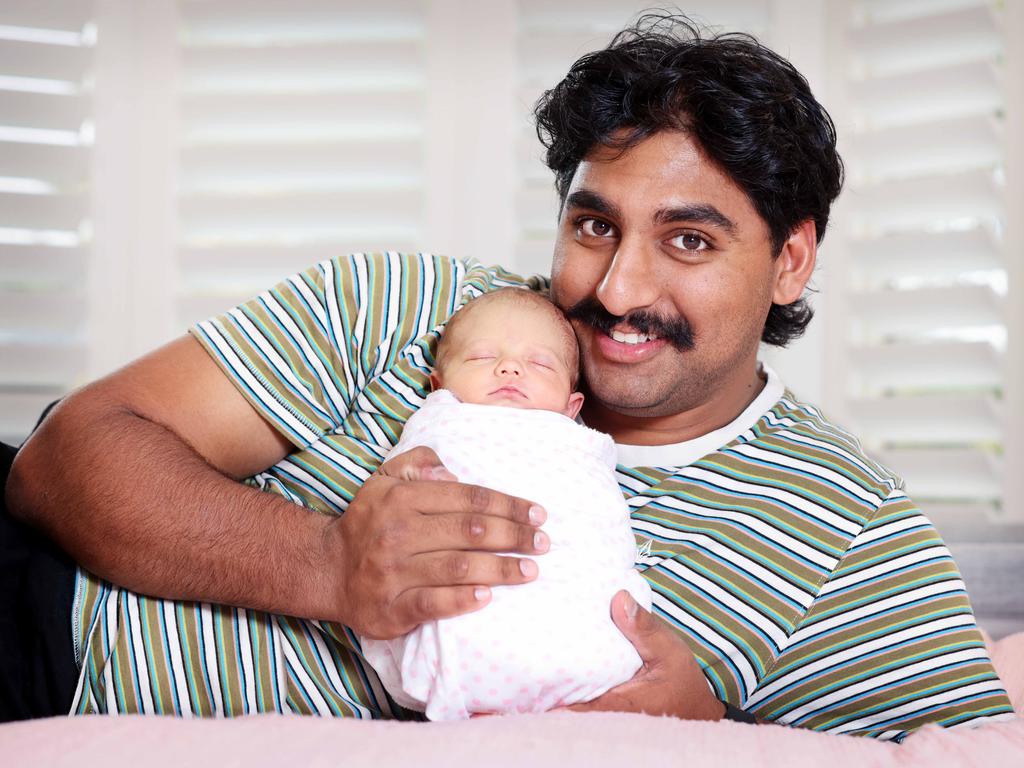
[70,252,1014,739]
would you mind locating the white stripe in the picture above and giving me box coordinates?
[766,419,891,488]
[776,397,869,459]
[351,254,371,392]
[306,625,374,718]
[292,264,329,329]
[198,319,317,443]
[228,305,334,422]
[659,558,790,647]
[817,546,954,596]
[162,602,194,717]
[657,595,760,696]
[280,638,334,715]
[779,648,993,725]
[370,251,405,377]
[126,594,156,713]
[200,605,225,715]
[619,473,654,495]
[731,442,886,507]
[416,253,436,341]
[652,480,840,568]
[101,586,120,714]
[830,679,1008,735]
[258,285,349,417]
[378,368,430,410]
[747,614,978,707]
[236,609,260,714]
[272,619,288,713]
[322,259,357,399]
[790,580,967,643]
[349,398,393,448]
[683,465,863,535]
[275,460,350,511]
[848,513,933,548]
[630,518,816,606]
[308,441,376,484]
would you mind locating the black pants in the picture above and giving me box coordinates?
[0,441,79,721]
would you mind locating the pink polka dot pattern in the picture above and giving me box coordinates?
[359,390,653,720]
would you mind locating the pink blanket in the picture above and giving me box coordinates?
[2,633,1021,766]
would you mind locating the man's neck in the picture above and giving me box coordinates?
[582,364,768,446]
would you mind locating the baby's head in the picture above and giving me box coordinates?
[432,288,584,419]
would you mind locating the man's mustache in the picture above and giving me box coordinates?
[564,298,694,351]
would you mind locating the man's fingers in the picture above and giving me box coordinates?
[379,446,458,483]
[406,480,545,527]
[610,590,665,663]
[395,585,492,626]
[560,688,635,714]
[410,551,539,587]
[410,511,549,555]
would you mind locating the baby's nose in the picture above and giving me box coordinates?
[496,357,522,376]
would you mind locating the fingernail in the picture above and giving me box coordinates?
[519,559,537,578]
[625,595,638,621]
[430,466,457,481]
[474,587,489,602]
[533,531,549,552]
[528,505,546,525]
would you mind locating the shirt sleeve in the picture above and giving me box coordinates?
[189,257,359,449]
[743,490,1015,740]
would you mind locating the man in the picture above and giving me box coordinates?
[4,15,1014,735]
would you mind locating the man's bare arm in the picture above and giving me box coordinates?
[4,335,336,617]
[4,335,546,627]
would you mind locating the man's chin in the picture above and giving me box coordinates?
[584,380,684,419]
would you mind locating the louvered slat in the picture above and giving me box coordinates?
[174,0,428,332]
[840,0,1009,517]
[0,7,94,443]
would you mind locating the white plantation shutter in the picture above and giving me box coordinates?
[832,0,1017,530]
[175,0,428,328]
[0,2,95,445]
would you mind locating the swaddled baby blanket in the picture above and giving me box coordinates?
[360,390,652,720]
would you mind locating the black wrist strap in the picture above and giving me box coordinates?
[722,702,758,724]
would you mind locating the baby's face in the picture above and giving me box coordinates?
[434,301,584,418]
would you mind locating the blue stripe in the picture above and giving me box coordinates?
[651,593,751,702]
[193,324,309,446]
[155,601,183,713]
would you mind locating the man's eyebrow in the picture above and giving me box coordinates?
[564,190,622,220]
[655,204,738,238]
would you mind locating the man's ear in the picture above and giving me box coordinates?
[772,219,817,305]
[563,391,585,420]
[429,371,443,391]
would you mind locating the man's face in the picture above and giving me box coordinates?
[549,130,782,421]
[433,300,584,419]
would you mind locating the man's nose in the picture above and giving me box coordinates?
[594,238,659,317]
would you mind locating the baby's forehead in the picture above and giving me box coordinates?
[477,297,560,324]
[455,301,564,341]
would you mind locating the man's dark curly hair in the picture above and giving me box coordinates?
[533,12,844,347]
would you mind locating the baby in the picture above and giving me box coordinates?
[359,287,652,720]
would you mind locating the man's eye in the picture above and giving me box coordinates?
[669,231,709,252]
[577,218,616,239]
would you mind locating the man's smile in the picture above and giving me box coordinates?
[592,326,668,363]
[563,296,695,353]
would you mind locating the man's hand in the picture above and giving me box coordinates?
[563,590,725,719]
[326,446,550,640]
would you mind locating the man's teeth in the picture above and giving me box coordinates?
[610,330,657,345]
